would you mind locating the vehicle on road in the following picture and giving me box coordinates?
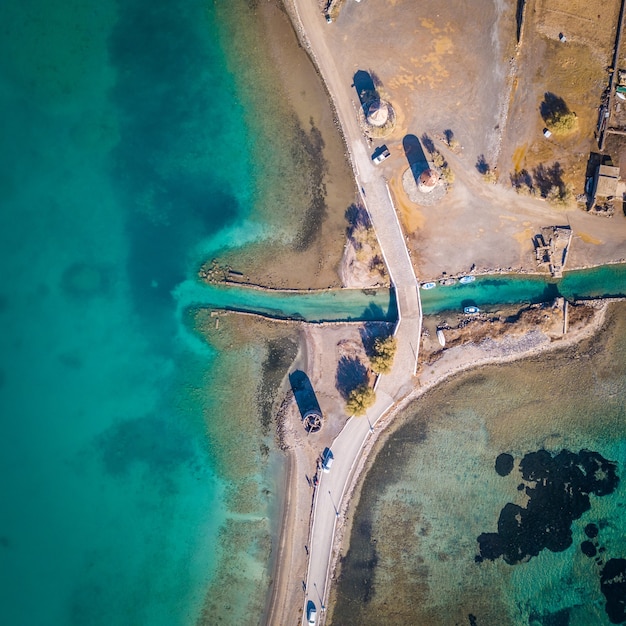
[420,281,436,290]
[464,306,480,314]
[307,600,317,625]
[321,448,334,473]
[372,145,391,164]
[459,275,475,284]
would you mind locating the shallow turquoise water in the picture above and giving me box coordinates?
[175,280,397,322]
[420,265,626,315]
[331,305,626,625]
[180,264,626,321]
[0,1,261,623]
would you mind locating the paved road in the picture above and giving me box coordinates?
[290,2,423,624]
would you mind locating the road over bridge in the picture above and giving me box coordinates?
[288,1,424,623]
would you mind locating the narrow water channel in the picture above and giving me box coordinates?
[176,264,626,322]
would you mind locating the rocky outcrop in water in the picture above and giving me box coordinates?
[478,449,623,623]
[477,449,618,565]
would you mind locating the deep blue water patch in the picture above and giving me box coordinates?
[477,449,619,565]
[109,0,242,328]
[578,522,626,623]
[494,452,514,477]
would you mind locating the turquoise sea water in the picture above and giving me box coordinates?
[0,1,274,624]
[181,264,626,321]
[1,0,625,624]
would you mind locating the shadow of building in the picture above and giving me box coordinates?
[289,370,322,431]
[402,134,429,182]
[352,69,377,112]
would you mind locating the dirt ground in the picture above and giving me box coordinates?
[499,0,620,188]
[266,320,392,624]
[318,0,626,281]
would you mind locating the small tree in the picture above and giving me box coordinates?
[482,169,497,184]
[432,151,445,168]
[514,181,535,196]
[370,335,397,374]
[346,384,376,416]
[546,183,574,207]
[441,165,455,184]
[546,111,578,135]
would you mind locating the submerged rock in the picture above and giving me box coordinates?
[600,558,626,624]
[495,452,514,476]
[477,449,619,565]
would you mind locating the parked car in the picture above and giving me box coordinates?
[321,448,334,473]
[372,145,391,164]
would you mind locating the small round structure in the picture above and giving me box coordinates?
[366,100,390,127]
[401,167,447,206]
[418,168,439,193]
[303,409,322,433]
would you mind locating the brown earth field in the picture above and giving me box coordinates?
[316,0,626,281]
[208,0,626,290]
[500,0,619,188]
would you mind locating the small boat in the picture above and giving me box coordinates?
[436,328,446,347]
[440,278,457,286]
[464,306,480,314]
[421,282,436,290]
[459,275,476,284]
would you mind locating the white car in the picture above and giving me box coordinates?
[372,146,390,164]
[307,601,317,625]
[321,448,334,473]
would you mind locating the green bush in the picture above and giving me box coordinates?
[482,169,497,184]
[346,384,376,416]
[546,183,574,207]
[441,165,455,184]
[546,111,577,135]
[432,151,445,168]
[370,335,397,374]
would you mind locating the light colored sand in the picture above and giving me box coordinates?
[289,0,626,282]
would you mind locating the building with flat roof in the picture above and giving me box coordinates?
[593,164,620,199]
